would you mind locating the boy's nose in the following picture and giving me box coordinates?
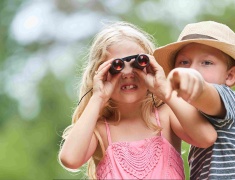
[190,63,199,71]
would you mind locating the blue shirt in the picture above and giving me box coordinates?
[188,84,235,180]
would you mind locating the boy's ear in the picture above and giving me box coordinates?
[226,66,235,87]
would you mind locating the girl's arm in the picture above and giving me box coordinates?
[136,56,217,148]
[59,95,104,169]
[60,60,120,169]
[165,93,217,148]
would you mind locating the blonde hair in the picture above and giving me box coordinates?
[60,21,162,178]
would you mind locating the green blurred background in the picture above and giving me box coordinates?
[1,0,235,179]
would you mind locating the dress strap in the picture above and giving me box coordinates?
[104,121,112,145]
[155,109,162,136]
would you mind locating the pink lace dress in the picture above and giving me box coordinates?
[96,111,185,179]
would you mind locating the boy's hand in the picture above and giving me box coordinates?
[166,68,205,103]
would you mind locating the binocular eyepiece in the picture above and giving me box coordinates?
[109,54,149,75]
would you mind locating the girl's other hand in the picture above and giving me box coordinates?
[135,55,167,101]
[93,59,121,104]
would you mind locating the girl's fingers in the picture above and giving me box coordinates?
[133,68,146,80]
[95,60,113,75]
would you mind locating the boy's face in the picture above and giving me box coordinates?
[174,43,230,84]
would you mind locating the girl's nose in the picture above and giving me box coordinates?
[121,62,134,78]
[122,72,134,79]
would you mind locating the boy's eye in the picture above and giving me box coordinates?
[176,60,190,66]
[180,60,189,65]
[202,60,213,66]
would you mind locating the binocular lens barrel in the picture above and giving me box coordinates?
[132,55,149,70]
[109,59,125,74]
[138,55,149,66]
[109,54,149,75]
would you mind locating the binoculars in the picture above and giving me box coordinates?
[109,54,149,75]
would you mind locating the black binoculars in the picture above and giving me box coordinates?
[109,54,149,75]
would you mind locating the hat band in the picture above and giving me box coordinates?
[181,34,217,40]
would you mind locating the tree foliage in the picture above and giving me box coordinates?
[1,0,235,179]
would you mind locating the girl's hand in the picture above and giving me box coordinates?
[135,55,168,101]
[166,68,205,103]
[92,59,121,105]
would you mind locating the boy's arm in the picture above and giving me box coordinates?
[166,68,226,118]
[190,83,226,118]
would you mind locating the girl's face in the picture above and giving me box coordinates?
[175,43,229,84]
[106,40,148,104]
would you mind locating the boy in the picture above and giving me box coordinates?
[154,21,235,179]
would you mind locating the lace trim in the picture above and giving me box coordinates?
[167,146,185,179]
[112,136,163,179]
[96,153,112,179]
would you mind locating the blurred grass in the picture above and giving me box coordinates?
[182,141,190,179]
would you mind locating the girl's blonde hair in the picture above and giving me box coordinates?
[60,21,162,178]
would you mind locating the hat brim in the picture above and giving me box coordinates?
[153,39,235,75]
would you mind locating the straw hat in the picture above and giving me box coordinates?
[153,21,235,75]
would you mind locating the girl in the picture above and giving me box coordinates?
[59,21,216,179]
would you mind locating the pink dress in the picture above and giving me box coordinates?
[96,110,185,179]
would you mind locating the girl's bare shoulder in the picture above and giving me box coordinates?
[156,104,181,152]
[157,103,172,117]
[96,119,109,149]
